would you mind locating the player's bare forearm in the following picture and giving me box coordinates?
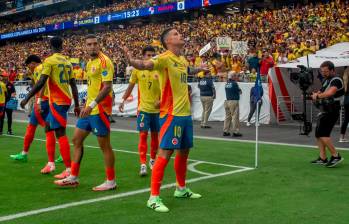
[69,78,80,108]
[188,66,208,75]
[95,81,112,103]
[122,46,154,70]
[25,75,48,102]
[129,58,154,70]
[122,83,135,101]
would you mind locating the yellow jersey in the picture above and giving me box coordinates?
[73,67,84,80]
[130,69,160,114]
[32,64,49,101]
[151,50,191,117]
[85,52,114,116]
[0,81,6,105]
[41,53,73,105]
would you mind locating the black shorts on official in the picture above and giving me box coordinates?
[315,110,339,138]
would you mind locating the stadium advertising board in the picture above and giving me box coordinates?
[0,0,237,40]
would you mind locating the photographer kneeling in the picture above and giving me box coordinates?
[311,61,344,167]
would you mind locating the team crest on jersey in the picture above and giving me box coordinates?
[172,138,178,145]
[102,70,108,76]
[91,66,96,73]
[173,62,178,67]
[153,74,159,79]
[140,122,144,128]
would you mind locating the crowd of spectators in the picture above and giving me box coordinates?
[0,0,176,33]
[0,0,348,83]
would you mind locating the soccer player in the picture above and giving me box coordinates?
[54,34,116,191]
[20,36,80,179]
[119,46,160,177]
[10,55,59,174]
[123,28,205,212]
[0,73,7,134]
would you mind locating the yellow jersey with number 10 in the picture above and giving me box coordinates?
[151,50,190,117]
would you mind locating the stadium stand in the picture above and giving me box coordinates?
[0,0,348,82]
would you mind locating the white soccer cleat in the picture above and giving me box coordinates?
[40,163,55,174]
[140,164,147,176]
[246,122,251,127]
[149,159,155,170]
[92,180,117,191]
[54,175,79,187]
[54,169,71,179]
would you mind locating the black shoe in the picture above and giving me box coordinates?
[110,119,116,123]
[202,125,211,129]
[326,154,344,168]
[233,133,242,137]
[7,131,13,135]
[223,132,231,136]
[311,157,328,165]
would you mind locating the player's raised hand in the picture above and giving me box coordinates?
[121,46,132,59]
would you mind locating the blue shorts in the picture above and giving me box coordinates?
[137,111,160,132]
[76,113,110,136]
[159,115,193,149]
[46,103,70,129]
[29,101,49,127]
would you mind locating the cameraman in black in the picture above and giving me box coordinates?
[311,61,344,167]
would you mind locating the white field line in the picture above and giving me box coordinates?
[0,168,253,222]
[5,134,252,170]
[187,161,213,176]
[0,137,254,223]
[13,119,349,151]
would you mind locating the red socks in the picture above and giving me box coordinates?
[174,153,188,188]
[151,157,169,196]
[58,136,71,168]
[106,167,115,181]
[71,162,80,177]
[23,124,37,153]
[150,132,158,160]
[45,131,56,162]
[139,132,148,164]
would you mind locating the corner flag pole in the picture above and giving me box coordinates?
[255,99,261,168]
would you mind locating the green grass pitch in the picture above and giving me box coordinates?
[1,122,349,224]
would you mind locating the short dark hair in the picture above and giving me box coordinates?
[320,61,335,71]
[85,34,98,40]
[160,28,175,49]
[25,55,41,65]
[213,52,221,59]
[50,36,63,51]
[142,46,156,55]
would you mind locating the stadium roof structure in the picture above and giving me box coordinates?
[278,42,349,69]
